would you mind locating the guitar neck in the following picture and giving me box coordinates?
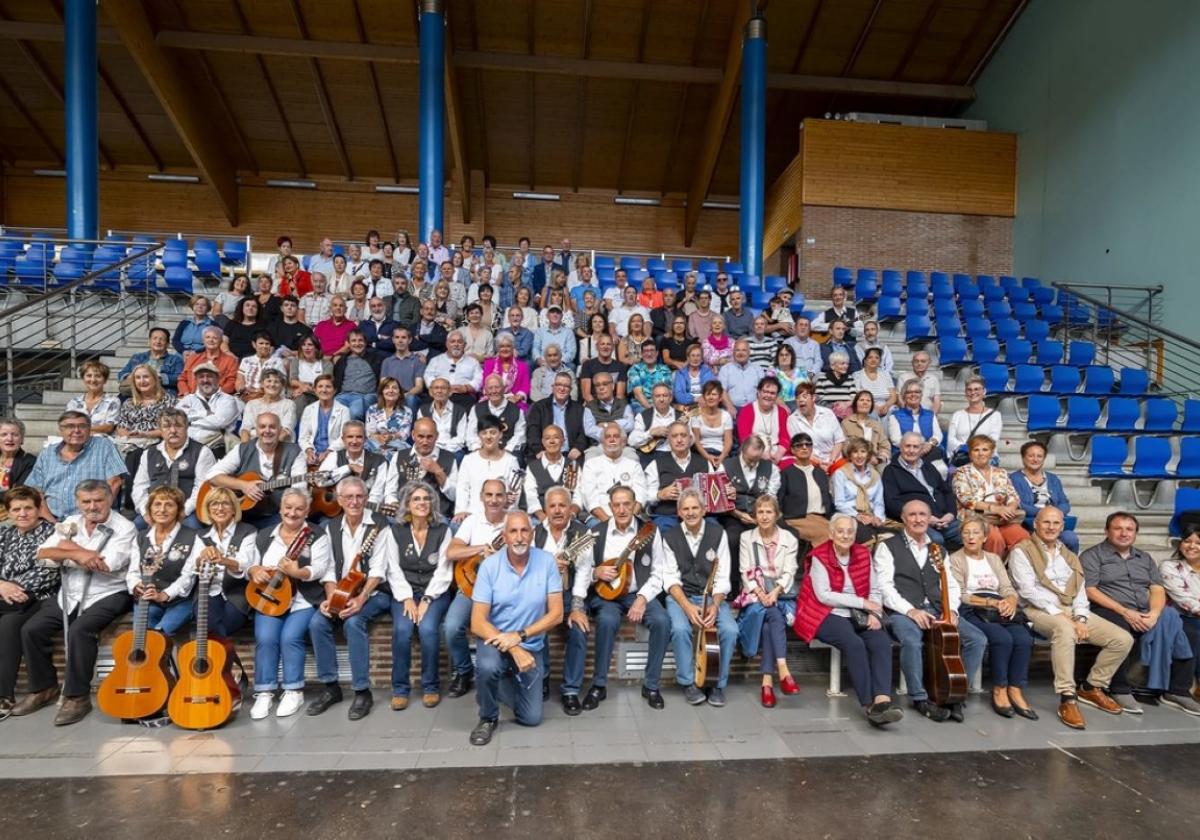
[195,582,209,660]
[132,571,152,652]
[261,472,306,492]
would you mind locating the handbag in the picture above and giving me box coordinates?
[969,591,1028,625]
[950,410,997,467]
[731,543,797,608]
[849,608,875,631]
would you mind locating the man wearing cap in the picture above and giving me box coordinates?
[764,290,796,338]
[533,305,577,368]
[176,361,242,454]
[722,289,754,338]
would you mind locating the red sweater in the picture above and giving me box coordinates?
[794,540,873,642]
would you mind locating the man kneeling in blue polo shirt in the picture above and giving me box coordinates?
[469,510,563,745]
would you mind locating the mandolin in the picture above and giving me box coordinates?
[454,531,506,599]
[309,469,397,517]
[594,521,657,601]
[328,523,386,613]
[245,526,313,617]
[196,469,334,514]
[168,558,236,730]
[97,549,174,721]
[636,408,695,454]
[692,549,722,689]
[922,541,968,706]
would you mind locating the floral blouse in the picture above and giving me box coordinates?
[1160,557,1200,616]
[952,463,1015,509]
[0,520,58,600]
[770,366,809,405]
[365,404,414,452]
[116,395,175,435]
[65,393,121,431]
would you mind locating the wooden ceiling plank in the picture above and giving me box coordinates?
[892,0,941,80]
[444,28,471,221]
[350,0,399,182]
[765,0,822,158]
[286,0,352,180]
[527,0,536,190]
[942,1,996,84]
[614,0,650,194]
[840,0,884,77]
[103,0,237,222]
[0,74,62,163]
[967,0,1030,85]
[570,0,595,192]
[96,63,162,169]
[465,0,489,188]
[659,0,709,196]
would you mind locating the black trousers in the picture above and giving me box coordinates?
[1086,605,1193,697]
[20,592,133,697]
[0,599,43,698]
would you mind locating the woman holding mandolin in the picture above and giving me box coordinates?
[387,481,455,711]
[236,488,333,720]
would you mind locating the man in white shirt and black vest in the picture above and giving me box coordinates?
[873,498,987,723]
[306,477,397,721]
[385,417,457,517]
[205,413,308,527]
[132,408,216,531]
[524,426,581,523]
[629,383,679,467]
[535,486,592,705]
[659,488,738,707]
[465,374,525,455]
[417,377,466,455]
[645,421,712,531]
[317,421,388,508]
[566,485,669,713]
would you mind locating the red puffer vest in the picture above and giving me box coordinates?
[793,540,873,642]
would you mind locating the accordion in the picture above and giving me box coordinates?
[673,471,734,515]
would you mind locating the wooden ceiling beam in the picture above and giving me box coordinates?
[570,0,595,193]
[683,2,751,246]
[764,0,822,163]
[527,0,536,191]
[614,0,651,195]
[286,0,352,180]
[892,0,941,80]
[660,0,709,196]
[0,74,62,164]
[465,0,489,189]
[840,0,883,77]
[351,0,398,183]
[103,0,238,223]
[97,63,162,170]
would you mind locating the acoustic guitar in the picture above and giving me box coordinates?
[692,548,723,689]
[636,408,696,454]
[923,542,968,706]
[168,558,236,730]
[454,531,505,599]
[328,523,386,613]
[97,549,174,721]
[245,526,313,617]
[593,521,657,601]
[195,469,334,514]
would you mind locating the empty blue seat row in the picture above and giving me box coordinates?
[1028,396,1192,434]
[1090,436,1200,480]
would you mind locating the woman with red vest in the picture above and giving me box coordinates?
[795,513,904,727]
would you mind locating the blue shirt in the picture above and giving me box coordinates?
[118,350,184,392]
[27,436,128,519]
[718,361,764,409]
[571,283,601,311]
[533,326,577,367]
[551,399,567,434]
[174,317,213,354]
[472,546,562,652]
[314,406,332,453]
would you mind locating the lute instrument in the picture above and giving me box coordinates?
[168,556,237,730]
[196,469,334,514]
[922,541,968,707]
[692,548,722,689]
[328,523,386,613]
[636,408,695,454]
[97,548,174,721]
[593,521,657,601]
[245,526,313,616]
[454,530,505,599]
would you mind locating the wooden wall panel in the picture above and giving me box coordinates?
[800,119,1017,217]
[763,150,804,260]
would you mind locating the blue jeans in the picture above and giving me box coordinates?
[543,591,580,694]
[442,591,476,677]
[927,518,962,549]
[737,599,797,660]
[666,595,738,689]
[475,641,543,724]
[887,607,986,703]
[204,596,248,638]
[147,599,195,638]
[335,393,372,421]
[254,608,312,691]
[586,592,670,691]
[391,590,453,696]
[309,591,392,691]
[960,605,1033,688]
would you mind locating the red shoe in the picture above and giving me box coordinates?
[761,686,777,708]
[779,675,800,695]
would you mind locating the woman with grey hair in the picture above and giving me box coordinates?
[815,351,857,418]
[0,418,36,491]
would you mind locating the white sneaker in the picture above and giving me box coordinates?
[250,692,275,720]
[276,689,305,718]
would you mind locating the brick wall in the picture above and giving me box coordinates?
[796,206,1014,298]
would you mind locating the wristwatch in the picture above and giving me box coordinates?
[517,629,528,642]
[1073,615,1088,624]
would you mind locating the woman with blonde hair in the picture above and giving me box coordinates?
[196,485,258,637]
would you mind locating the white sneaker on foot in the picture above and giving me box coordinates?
[276,689,305,717]
[250,692,275,720]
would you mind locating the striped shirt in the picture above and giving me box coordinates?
[747,335,779,368]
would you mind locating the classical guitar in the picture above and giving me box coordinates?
[454,531,505,599]
[328,523,386,613]
[923,541,968,706]
[168,558,236,730]
[245,526,313,617]
[97,548,174,721]
[692,548,722,690]
[593,521,657,601]
[196,469,334,514]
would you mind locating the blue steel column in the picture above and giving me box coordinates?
[740,16,767,280]
[65,0,99,240]
[418,0,445,244]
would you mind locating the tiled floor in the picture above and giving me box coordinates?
[1,679,1198,778]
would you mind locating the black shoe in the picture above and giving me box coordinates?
[914,700,950,722]
[683,685,707,706]
[543,681,550,702]
[991,699,1016,718]
[447,672,473,699]
[1012,704,1039,721]
[866,700,904,727]
[581,685,607,711]
[347,691,374,721]
[641,687,665,710]
[305,685,343,716]
[706,687,726,707]
[561,694,582,716]
[947,703,965,723]
[469,718,498,746]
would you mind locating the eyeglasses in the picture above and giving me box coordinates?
[59,423,89,431]
[792,442,813,449]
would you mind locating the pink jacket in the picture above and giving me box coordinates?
[481,356,531,408]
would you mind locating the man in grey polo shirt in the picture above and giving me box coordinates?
[381,325,426,412]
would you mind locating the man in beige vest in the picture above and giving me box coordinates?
[1008,506,1133,730]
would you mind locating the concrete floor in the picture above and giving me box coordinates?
[0,678,1198,778]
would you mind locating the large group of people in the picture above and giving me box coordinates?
[0,230,1197,746]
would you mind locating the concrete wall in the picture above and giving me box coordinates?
[966,0,1200,334]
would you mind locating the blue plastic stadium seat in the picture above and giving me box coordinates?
[1030,286,1056,306]
[931,278,954,300]
[1080,365,1115,396]
[986,299,1012,320]
[1040,303,1063,325]
[1131,437,1173,479]
[877,295,903,323]
[855,276,878,303]
[1036,340,1064,367]
[162,266,195,295]
[1004,338,1033,366]
[979,363,1010,394]
[620,257,642,271]
[972,337,1000,365]
[935,315,962,338]
[1061,396,1101,432]
[1182,399,1200,433]
[999,275,1019,289]
[833,266,853,285]
[1176,438,1200,480]
[905,312,933,344]
[595,256,616,271]
[1011,301,1038,322]
[1023,320,1051,344]
[880,273,902,297]
[952,273,971,285]
[1170,488,1200,536]
[1006,285,1033,304]
[1143,398,1178,432]
[960,298,985,320]
[162,249,189,269]
[52,263,86,283]
[666,259,688,274]
[1066,304,1091,325]
[1089,436,1129,478]
[1026,395,1063,432]
[645,258,667,273]
[194,249,222,277]
[934,298,959,320]
[1068,341,1096,368]
[1104,398,1141,433]
[749,289,773,309]
[905,270,925,285]
[694,259,716,274]
[723,261,743,275]
[1021,276,1042,288]
[929,271,949,284]
[994,318,1021,343]
[982,285,1007,303]
[963,317,991,343]
[1012,364,1046,394]
[1048,365,1080,395]
[939,336,969,368]
[222,240,247,266]
[764,275,788,292]
[906,277,928,302]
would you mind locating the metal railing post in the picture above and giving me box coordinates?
[4,322,13,413]
[68,287,78,376]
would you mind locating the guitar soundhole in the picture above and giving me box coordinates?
[192,659,211,678]
[129,650,147,666]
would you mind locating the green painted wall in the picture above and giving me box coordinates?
[967,0,1200,335]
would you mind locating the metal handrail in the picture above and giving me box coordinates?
[0,242,163,320]
[1052,281,1165,293]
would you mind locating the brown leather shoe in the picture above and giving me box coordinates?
[422,692,441,709]
[1077,686,1123,715]
[10,685,60,717]
[1192,686,1200,704]
[390,696,409,711]
[53,695,92,727]
[1057,700,1086,730]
